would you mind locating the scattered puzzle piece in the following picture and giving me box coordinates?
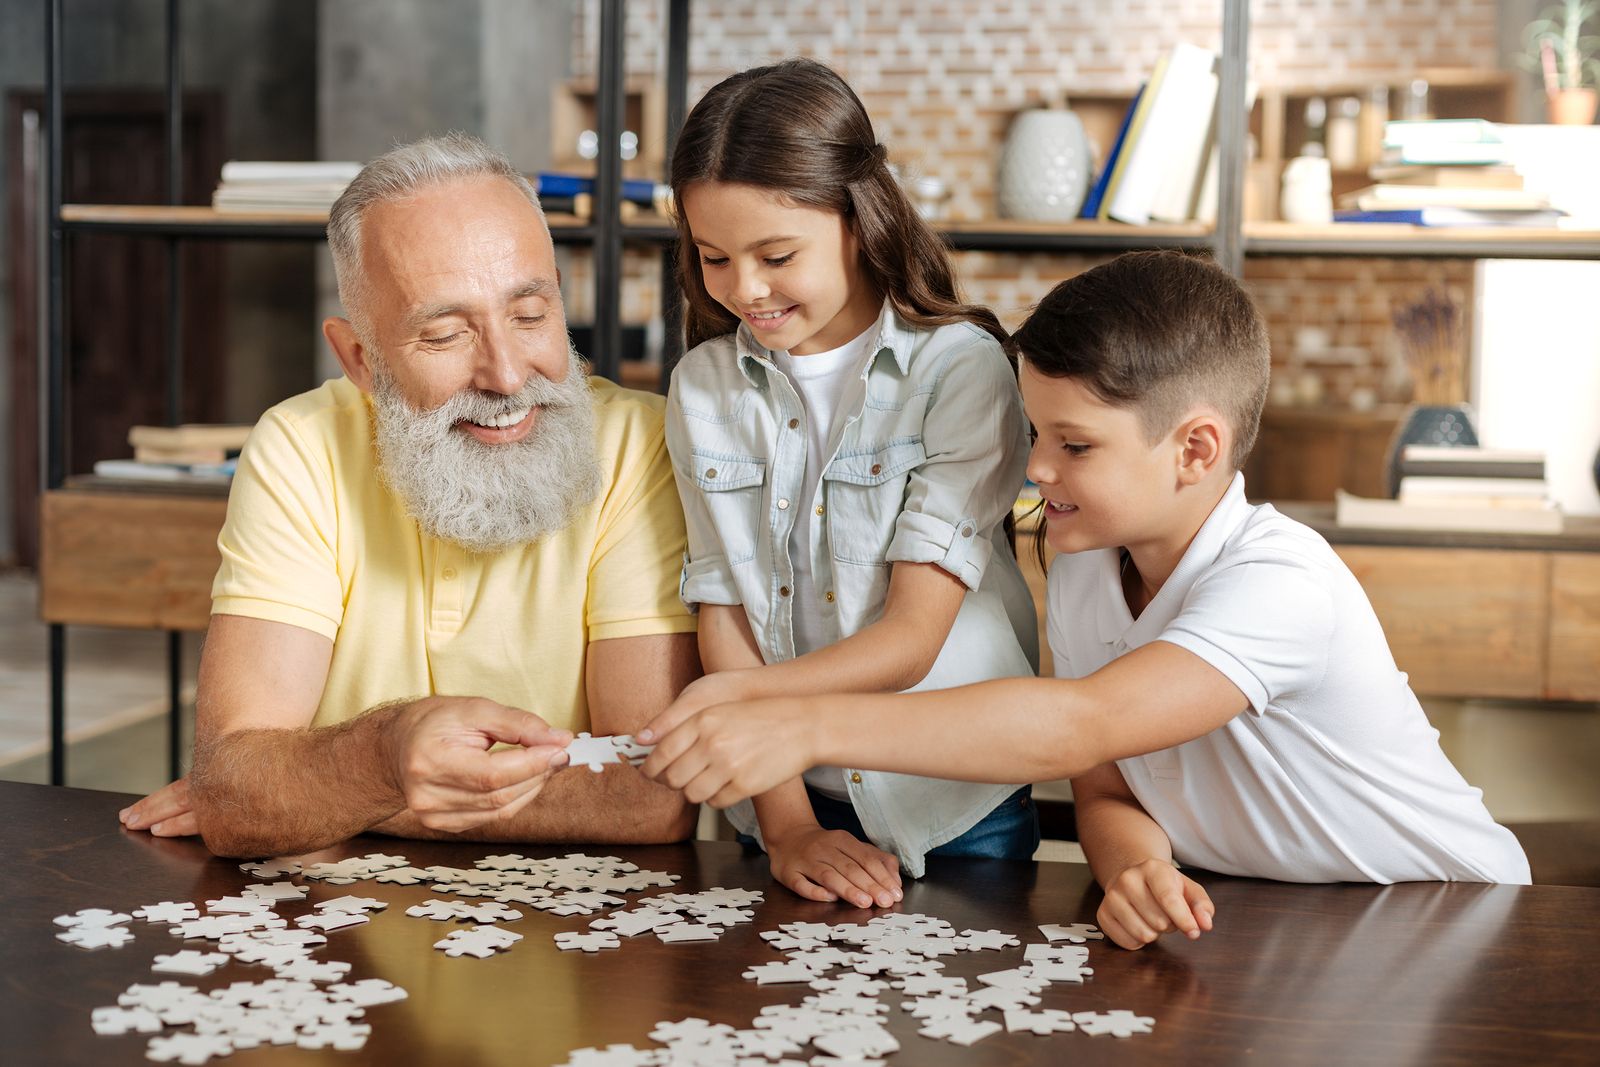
[1038,922,1104,943]
[151,950,229,976]
[554,931,622,952]
[1005,1008,1078,1035]
[1073,1009,1156,1037]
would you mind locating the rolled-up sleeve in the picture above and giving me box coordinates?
[886,339,1028,590]
[664,379,741,607]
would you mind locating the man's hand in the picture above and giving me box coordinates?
[766,822,903,910]
[1097,858,1215,950]
[120,777,198,838]
[639,696,815,807]
[386,697,573,833]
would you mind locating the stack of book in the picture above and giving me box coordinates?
[1335,121,1563,228]
[1082,42,1226,226]
[212,162,363,215]
[91,424,251,485]
[1335,445,1562,534]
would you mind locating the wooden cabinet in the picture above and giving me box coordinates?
[1548,553,1600,702]
[1245,407,1403,502]
[39,488,226,632]
[1335,545,1550,699]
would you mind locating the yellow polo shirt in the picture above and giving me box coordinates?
[211,375,696,733]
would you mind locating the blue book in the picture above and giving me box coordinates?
[1080,85,1145,219]
[1335,207,1564,227]
[537,172,663,206]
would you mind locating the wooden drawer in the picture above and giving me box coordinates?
[1335,545,1549,699]
[1548,553,1600,702]
[39,490,226,631]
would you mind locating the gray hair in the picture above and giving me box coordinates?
[327,132,546,335]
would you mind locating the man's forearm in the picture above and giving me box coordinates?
[190,707,406,858]
[371,762,694,845]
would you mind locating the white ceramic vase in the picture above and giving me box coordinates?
[997,109,1090,222]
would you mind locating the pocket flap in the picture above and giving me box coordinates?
[692,452,765,491]
[824,439,925,486]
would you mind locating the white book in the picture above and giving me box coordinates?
[1108,43,1218,226]
[1401,445,1546,465]
[1335,491,1563,534]
[1397,476,1550,499]
[219,161,363,184]
[1148,57,1219,222]
[1351,185,1552,211]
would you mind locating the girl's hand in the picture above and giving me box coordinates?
[766,823,903,909]
[1097,859,1215,950]
[639,697,815,807]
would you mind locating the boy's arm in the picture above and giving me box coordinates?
[640,640,1248,804]
[1074,761,1215,950]
[669,560,966,714]
[700,604,902,910]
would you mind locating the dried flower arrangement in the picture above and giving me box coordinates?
[1391,290,1465,407]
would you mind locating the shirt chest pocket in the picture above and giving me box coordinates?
[821,438,925,566]
[691,450,766,567]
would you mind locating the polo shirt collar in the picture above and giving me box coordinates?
[734,300,909,386]
[1095,472,1251,646]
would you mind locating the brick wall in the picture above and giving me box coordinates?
[564,0,1494,403]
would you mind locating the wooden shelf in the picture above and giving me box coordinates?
[1244,220,1600,258]
[57,204,676,244]
[938,218,1213,253]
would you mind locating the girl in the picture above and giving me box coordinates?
[661,58,1041,909]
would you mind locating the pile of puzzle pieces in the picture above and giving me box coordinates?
[554,915,1154,1064]
[57,846,690,1063]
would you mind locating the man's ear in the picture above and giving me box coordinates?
[323,317,375,392]
[1175,409,1227,487]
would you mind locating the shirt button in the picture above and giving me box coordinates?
[777,498,790,510]
[825,591,835,602]
[441,567,457,581]
[815,505,825,517]
[960,523,974,538]
[705,468,718,479]
[788,418,800,430]
[870,463,882,475]
[850,772,863,784]
[779,586,791,597]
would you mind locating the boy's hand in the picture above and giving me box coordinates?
[639,697,815,807]
[1098,859,1215,950]
[766,823,903,910]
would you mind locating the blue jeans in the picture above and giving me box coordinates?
[739,785,1040,863]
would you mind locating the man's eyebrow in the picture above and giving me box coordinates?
[404,279,556,331]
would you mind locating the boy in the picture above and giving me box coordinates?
[638,251,1531,949]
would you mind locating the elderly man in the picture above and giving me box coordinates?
[118,133,699,857]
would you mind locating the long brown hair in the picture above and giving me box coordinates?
[671,59,1005,352]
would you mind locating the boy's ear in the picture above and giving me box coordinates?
[1174,409,1227,486]
[323,317,375,392]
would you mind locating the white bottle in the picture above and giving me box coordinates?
[1280,156,1333,224]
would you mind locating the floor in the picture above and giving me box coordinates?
[4,571,1599,840]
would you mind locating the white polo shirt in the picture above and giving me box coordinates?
[1046,474,1530,885]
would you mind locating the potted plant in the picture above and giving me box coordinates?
[1384,290,1478,496]
[1517,0,1600,124]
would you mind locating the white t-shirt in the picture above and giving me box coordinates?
[772,324,880,799]
[1046,473,1530,885]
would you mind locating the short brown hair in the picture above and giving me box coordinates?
[1009,251,1269,470]
[670,59,1004,352]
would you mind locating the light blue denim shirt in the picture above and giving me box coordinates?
[664,303,1040,877]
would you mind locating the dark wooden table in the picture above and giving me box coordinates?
[6,781,1600,1066]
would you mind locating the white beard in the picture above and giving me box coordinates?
[368,343,602,554]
